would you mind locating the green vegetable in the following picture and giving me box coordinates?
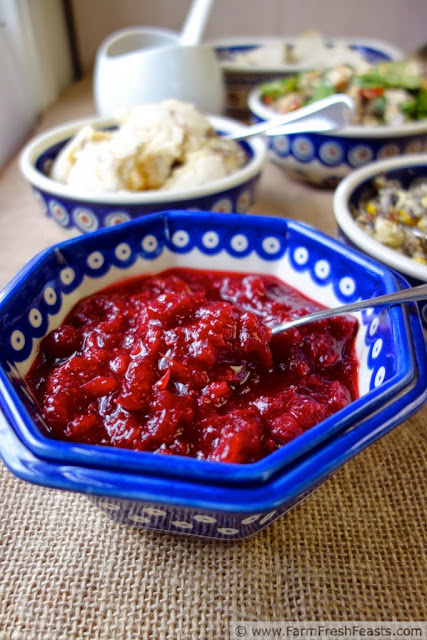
[308,80,335,103]
[355,61,422,90]
[400,97,418,119]
[401,88,427,120]
[259,75,298,100]
[371,95,387,120]
[417,88,427,118]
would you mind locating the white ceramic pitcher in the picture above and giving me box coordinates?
[93,25,225,116]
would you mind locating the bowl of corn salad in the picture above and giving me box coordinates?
[333,153,427,325]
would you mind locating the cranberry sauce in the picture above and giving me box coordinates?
[26,268,359,464]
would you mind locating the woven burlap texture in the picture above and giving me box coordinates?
[0,414,426,640]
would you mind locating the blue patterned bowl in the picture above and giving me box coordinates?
[19,116,266,234]
[211,36,402,119]
[248,90,427,187]
[333,153,427,327]
[0,211,426,539]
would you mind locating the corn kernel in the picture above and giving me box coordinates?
[398,210,416,226]
[366,203,376,215]
[413,256,427,265]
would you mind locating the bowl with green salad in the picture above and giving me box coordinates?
[248,58,427,187]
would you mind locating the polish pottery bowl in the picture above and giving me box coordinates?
[19,115,266,234]
[0,211,425,539]
[333,153,427,326]
[248,89,427,187]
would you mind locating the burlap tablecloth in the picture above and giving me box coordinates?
[0,76,426,640]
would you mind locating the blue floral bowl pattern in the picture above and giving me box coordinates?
[0,211,426,539]
[211,37,402,119]
[248,92,427,187]
[19,116,266,234]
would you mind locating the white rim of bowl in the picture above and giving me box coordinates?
[210,36,403,75]
[19,115,267,205]
[248,88,427,138]
[333,153,427,282]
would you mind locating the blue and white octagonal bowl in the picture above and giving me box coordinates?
[0,211,426,539]
[19,115,266,234]
[248,89,427,188]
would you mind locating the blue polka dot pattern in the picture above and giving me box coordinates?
[250,114,427,187]
[32,137,262,232]
[0,211,408,401]
[90,496,283,539]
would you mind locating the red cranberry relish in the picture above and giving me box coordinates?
[26,268,359,464]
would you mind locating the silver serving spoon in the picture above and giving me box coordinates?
[271,282,427,336]
[223,93,355,141]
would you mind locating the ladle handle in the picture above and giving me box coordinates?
[180,0,213,46]
[271,282,427,335]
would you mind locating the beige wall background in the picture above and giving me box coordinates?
[70,0,427,73]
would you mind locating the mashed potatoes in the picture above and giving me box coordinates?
[51,100,246,193]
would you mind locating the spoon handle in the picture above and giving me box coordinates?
[223,94,354,141]
[271,282,427,336]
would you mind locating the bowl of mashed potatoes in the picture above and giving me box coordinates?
[19,99,266,233]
